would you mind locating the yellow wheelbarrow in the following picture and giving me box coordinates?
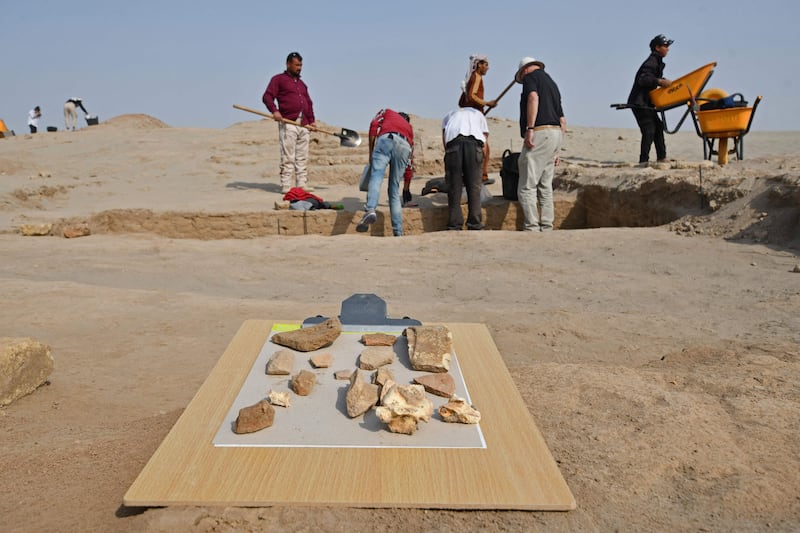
[611,62,717,134]
[689,92,763,165]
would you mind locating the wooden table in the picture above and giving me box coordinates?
[124,320,575,510]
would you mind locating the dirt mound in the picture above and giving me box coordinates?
[101,114,170,129]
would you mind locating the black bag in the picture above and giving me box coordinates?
[500,149,520,201]
[699,93,748,111]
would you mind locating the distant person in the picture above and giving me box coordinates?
[262,51,317,194]
[356,109,414,236]
[459,54,496,184]
[28,106,41,133]
[442,107,489,231]
[64,97,89,131]
[627,34,674,165]
[516,57,566,232]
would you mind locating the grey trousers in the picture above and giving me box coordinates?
[444,135,484,230]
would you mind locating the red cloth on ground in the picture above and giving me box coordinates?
[283,187,324,202]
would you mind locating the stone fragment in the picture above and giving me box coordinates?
[20,223,52,236]
[290,369,316,396]
[62,224,91,238]
[373,366,394,387]
[414,373,455,398]
[267,390,291,407]
[379,378,395,403]
[375,383,433,435]
[0,337,54,407]
[233,400,275,434]
[405,325,452,373]
[309,352,334,368]
[439,396,481,424]
[361,333,397,346]
[266,349,294,375]
[274,200,290,210]
[359,346,394,370]
[334,369,354,380]
[345,369,379,418]
[793,264,800,273]
[271,317,342,352]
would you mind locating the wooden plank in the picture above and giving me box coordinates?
[124,321,575,510]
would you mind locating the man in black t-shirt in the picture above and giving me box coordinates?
[64,97,89,131]
[516,57,566,232]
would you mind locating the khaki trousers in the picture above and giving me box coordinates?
[517,128,562,231]
[278,122,310,188]
[64,102,77,130]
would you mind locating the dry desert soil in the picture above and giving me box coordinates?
[1,113,799,532]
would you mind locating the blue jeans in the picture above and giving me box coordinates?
[366,133,411,236]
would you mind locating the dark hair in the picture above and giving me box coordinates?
[649,34,674,51]
[399,112,410,122]
[286,51,303,63]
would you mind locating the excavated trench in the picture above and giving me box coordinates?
[50,176,721,240]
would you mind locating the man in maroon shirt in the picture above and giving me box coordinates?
[356,109,414,236]
[262,52,316,193]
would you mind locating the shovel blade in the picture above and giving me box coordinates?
[338,128,361,147]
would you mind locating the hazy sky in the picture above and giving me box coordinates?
[3,0,798,133]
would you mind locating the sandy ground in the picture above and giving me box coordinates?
[1,112,799,532]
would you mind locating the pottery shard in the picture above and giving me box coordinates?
[346,369,379,418]
[359,346,394,370]
[0,337,54,407]
[290,369,316,396]
[414,373,455,398]
[439,396,481,424]
[373,366,394,387]
[375,383,433,435]
[268,390,291,407]
[405,325,452,373]
[361,333,397,346]
[266,349,294,375]
[234,400,275,434]
[334,369,355,380]
[379,378,395,403]
[271,317,342,352]
[309,352,334,368]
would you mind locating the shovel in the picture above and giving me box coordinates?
[233,104,361,147]
[484,79,516,116]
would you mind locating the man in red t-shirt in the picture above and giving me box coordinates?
[356,109,414,236]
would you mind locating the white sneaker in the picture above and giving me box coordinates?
[356,210,377,232]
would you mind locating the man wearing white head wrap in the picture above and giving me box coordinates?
[459,54,497,112]
[458,54,496,183]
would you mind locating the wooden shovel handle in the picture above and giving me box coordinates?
[484,79,517,116]
[232,104,333,135]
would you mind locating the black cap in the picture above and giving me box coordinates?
[650,34,674,50]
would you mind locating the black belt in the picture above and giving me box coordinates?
[386,132,410,144]
[446,134,483,147]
